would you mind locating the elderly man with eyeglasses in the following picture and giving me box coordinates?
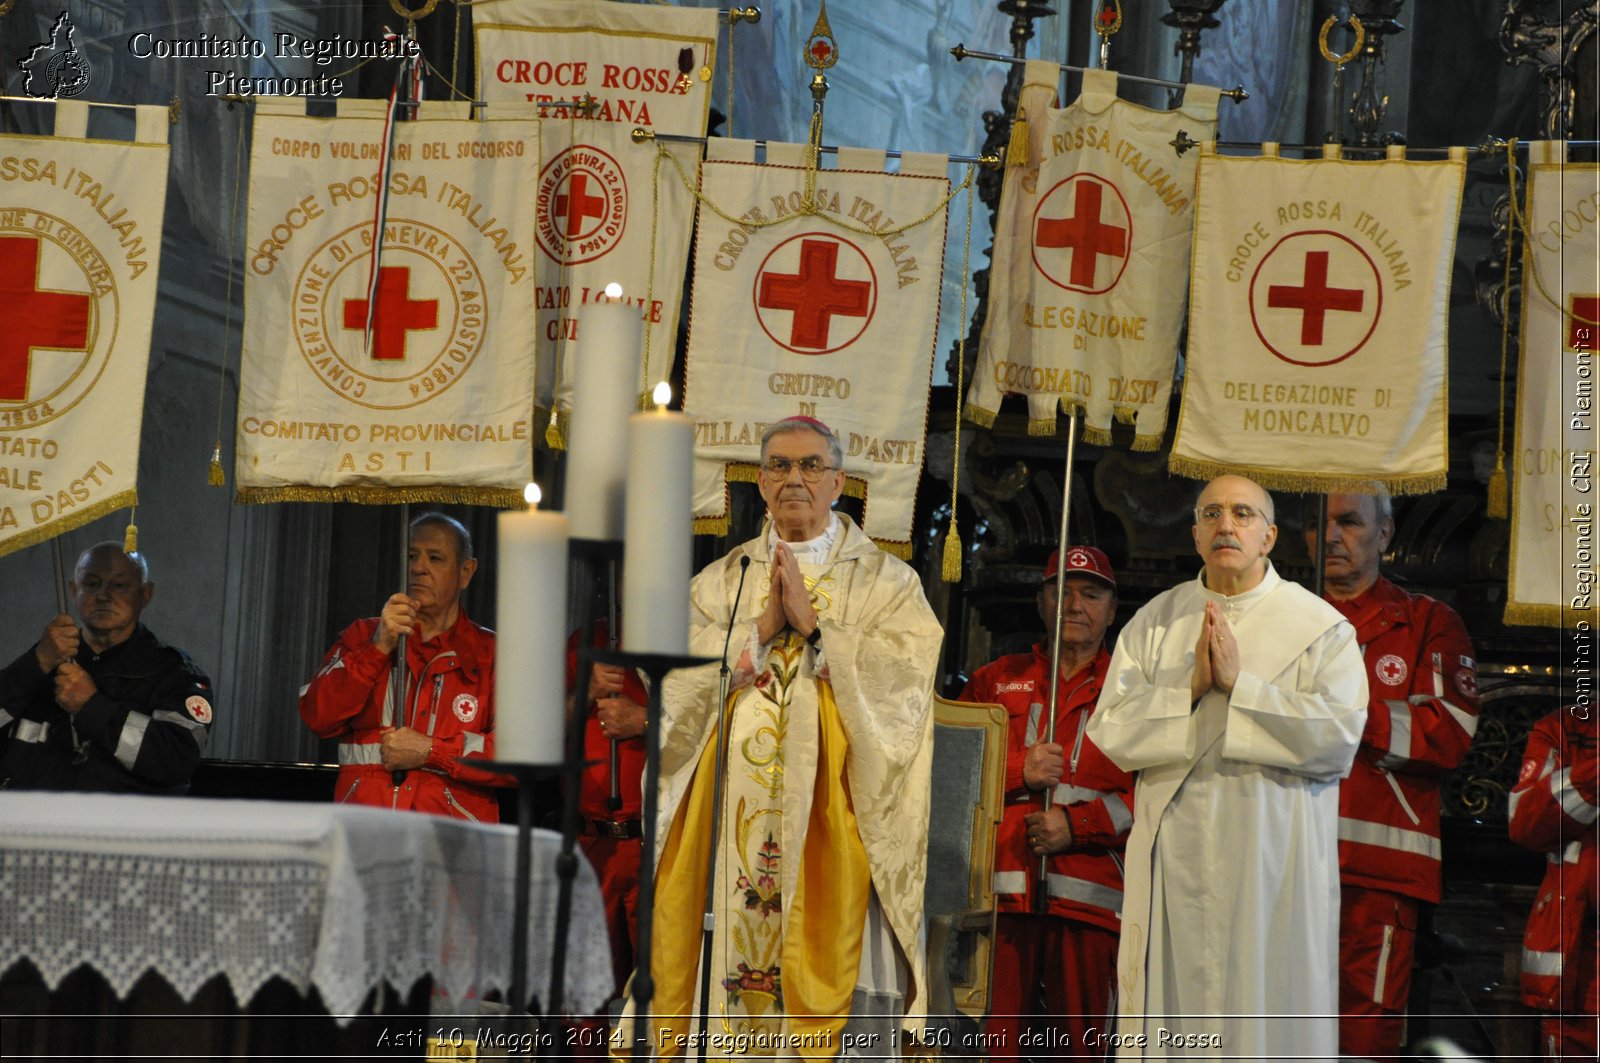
[642,415,942,1057]
[1087,474,1368,1061]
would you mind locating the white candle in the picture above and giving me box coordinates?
[495,492,569,764]
[566,291,642,541]
[623,384,693,655]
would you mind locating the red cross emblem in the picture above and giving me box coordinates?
[0,235,92,401]
[1249,230,1381,367]
[1568,294,1599,353]
[554,173,607,240]
[1032,174,1132,294]
[342,266,438,361]
[1375,654,1407,686]
[754,234,876,354]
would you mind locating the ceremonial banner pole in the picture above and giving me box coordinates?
[1034,409,1079,914]
[50,538,69,615]
[391,503,411,790]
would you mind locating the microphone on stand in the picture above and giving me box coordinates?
[696,553,751,1057]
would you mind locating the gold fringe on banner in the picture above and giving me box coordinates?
[1081,424,1115,447]
[1131,431,1164,453]
[1502,600,1599,629]
[234,485,525,507]
[875,538,913,560]
[1165,453,1449,496]
[964,403,997,429]
[1006,115,1031,167]
[693,515,732,536]
[0,489,138,560]
[1027,417,1057,436]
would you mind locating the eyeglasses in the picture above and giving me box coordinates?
[1195,503,1264,526]
[760,456,836,482]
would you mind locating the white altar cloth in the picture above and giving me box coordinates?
[0,794,611,1021]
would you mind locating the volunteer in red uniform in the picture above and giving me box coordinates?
[1308,491,1481,1060]
[959,546,1131,1061]
[566,621,650,995]
[1510,705,1598,1061]
[301,512,503,820]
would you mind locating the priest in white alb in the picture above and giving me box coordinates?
[1086,474,1368,1060]
[644,416,942,1058]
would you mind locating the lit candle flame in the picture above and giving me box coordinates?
[603,281,623,299]
[524,482,542,508]
[653,380,673,407]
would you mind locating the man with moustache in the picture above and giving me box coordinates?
[1307,490,1480,1061]
[1088,474,1368,1060]
[0,542,214,792]
[641,416,943,1056]
[959,546,1132,1060]
[300,512,503,820]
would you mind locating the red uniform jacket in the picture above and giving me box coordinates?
[1510,708,1599,1011]
[565,623,650,823]
[300,611,502,821]
[960,645,1131,932]
[1329,578,1481,903]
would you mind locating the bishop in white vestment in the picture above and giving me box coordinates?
[1087,475,1368,1060]
[641,417,942,1059]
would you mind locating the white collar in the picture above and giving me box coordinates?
[770,512,841,565]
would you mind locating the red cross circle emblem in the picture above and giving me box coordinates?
[753,233,876,354]
[1249,230,1382,367]
[1375,654,1407,686]
[1032,173,1132,295]
[342,266,439,362]
[0,234,93,402]
[536,145,628,266]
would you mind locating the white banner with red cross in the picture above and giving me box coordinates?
[236,99,540,505]
[683,141,951,555]
[1505,148,1600,628]
[0,103,169,558]
[474,0,715,435]
[965,64,1219,450]
[1170,144,1466,493]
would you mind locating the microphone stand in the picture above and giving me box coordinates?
[695,554,751,1058]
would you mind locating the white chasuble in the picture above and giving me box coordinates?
[1171,144,1465,493]
[966,64,1218,449]
[237,99,539,504]
[0,102,170,556]
[1505,144,1599,628]
[634,515,941,1057]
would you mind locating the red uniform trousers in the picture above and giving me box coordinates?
[1538,924,1598,1061]
[1338,886,1420,1062]
[578,834,642,996]
[986,913,1118,1062]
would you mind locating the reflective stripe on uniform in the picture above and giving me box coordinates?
[1551,766,1600,825]
[115,713,150,771]
[339,743,384,766]
[14,719,49,744]
[1052,783,1101,806]
[1104,794,1133,834]
[1338,817,1442,860]
[1046,873,1122,913]
[0,708,12,729]
[993,870,1026,895]
[1382,701,1413,767]
[153,709,210,752]
[462,732,486,756]
[1522,947,1564,977]
[1373,924,1394,1003]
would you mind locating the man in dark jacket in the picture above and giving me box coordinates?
[0,542,214,792]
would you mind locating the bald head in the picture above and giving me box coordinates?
[71,542,154,651]
[1192,475,1279,594]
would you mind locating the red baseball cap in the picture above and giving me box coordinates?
[1042,546,1116,590]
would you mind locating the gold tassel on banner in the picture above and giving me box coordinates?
[1006,115,1030,167]
[1488,459,1509,518]
[942,530,963,583]
[945,166,978,583]
[545,407,566,450]
[123,514,138,555]
[207,443,225,487]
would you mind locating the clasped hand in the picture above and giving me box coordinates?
[1191,600,1240,703]
[756,541,818,645]
[372,593,419,655]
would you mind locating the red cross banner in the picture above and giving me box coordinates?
[235,99,540,504]
[965,63,1220,450]
[474,0,715,427]
[0,102,170,557]
[1505,147,1600,627]
[683,141,951,554]
[1170,143,1467,492]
